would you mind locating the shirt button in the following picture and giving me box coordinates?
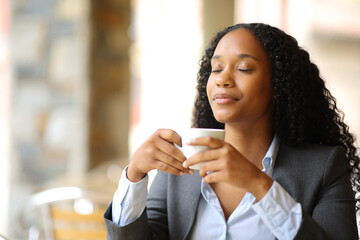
[268,207,275,213]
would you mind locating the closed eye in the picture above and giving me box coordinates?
[211,69,222,73]
[238,69,252,72]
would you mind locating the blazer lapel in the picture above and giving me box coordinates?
[272,143,285,181]
[272,143,294,195]
[170,172,202,240]
[272,143,306,203]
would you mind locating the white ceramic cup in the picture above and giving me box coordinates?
[181,128,225,170]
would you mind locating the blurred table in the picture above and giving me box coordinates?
[42,159,128,194]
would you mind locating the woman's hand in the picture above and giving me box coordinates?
[182,137,273,201]
[127,129,193,182]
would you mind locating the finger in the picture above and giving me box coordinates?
[182,149,219,168]
[202,171,224,183]
[157,128,183,147]
[186,136,224,149]
[154,149,192,175]
[155,137,186,163]
[198,159,223,177]
[155,160,185,176]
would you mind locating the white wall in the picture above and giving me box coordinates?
[130,0,202,154]
[0,12,11,236]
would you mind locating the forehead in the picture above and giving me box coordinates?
[214,28,267,60]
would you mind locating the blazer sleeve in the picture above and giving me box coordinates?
[103,171,170,240]
[293,146,358,240]
[104,204,151,240]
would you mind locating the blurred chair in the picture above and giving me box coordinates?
[18,187,113,240]
[0,234,8,240]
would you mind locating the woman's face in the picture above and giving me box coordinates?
[207,28,273,126]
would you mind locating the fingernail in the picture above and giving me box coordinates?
[182,161,188,168]
[180,171,184,176]
[189,169,194,175]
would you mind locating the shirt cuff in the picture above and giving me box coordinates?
[252,181,302,240]
[112,166,149,225]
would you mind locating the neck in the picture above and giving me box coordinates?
[224,121,273,169]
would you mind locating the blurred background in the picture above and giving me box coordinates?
[0,0,359,239]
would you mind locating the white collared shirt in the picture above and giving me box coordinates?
[190,136,302,239]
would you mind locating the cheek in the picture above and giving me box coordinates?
[257,82,274,108]
[254,70,272,95]
[245,75,273,107]
[262,78,273,99]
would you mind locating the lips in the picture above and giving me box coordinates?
[212,94,239,104]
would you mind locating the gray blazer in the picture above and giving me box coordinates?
[104,143,358,240]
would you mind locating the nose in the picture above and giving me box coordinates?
[215,70,235,88]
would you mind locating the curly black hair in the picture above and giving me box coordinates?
[192,23,360,204]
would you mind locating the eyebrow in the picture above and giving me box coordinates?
[212,53,258,61]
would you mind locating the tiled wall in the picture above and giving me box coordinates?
[11,0,89,184]
[10,0,89,237]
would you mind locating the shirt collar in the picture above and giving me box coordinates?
[262,134,279,176]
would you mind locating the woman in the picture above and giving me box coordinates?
[104,23,359,239]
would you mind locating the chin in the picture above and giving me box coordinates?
[212,108,239,123]
[213,114,232,124]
